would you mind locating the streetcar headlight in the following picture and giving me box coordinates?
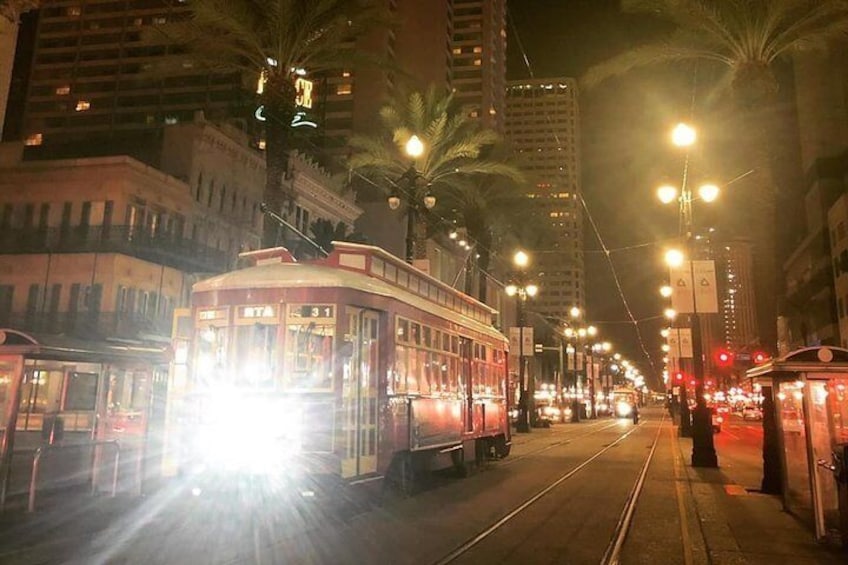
[615,401,633,417]
[191,387,301,473]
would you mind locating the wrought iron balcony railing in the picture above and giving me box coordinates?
[0,225,233,273]
[0,311,173,342]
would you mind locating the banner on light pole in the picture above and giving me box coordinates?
[693,260,718,313]
[667,328,693,359]
[669,260,718,314]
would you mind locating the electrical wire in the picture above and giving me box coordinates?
[507,4,657,377]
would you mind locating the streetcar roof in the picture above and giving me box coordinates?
[194,246,506,342]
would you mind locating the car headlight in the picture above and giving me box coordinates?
[615,401,633,417]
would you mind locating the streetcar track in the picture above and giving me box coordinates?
[600,414,666,565]
[503,420,622,465]
[431,419,649,565]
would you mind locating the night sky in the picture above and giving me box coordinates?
[507,1,702,386]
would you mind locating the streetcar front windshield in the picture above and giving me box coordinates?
[193,303,335,392]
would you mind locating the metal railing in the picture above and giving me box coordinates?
[0,225,234,273]
[27,440,121,513]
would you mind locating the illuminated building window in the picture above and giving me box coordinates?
[342,70,351,77]
[473,46,482,53]
[67,6,81,17]
[336,84,352,95]
[24,133,43,146]
[75,100,90,112]
[469,110,478,118]
[258,139,266,150]
[452,47,462,55]
[55,85,70,96]
[473,59,481,66]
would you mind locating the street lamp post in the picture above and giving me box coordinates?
[506,250,538,433]
[388,135,436,264]
[660,122,718,468]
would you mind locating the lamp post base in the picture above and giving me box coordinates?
[570,400,581,423]
[691,404,718,468]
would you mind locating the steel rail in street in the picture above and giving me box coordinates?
[431,419,649,565]
[600,414,666,565]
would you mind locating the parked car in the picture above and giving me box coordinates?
[742,405,763,421]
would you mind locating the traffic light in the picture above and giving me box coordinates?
[674,371,684,383]
[715,349,734,367]
[752,351,769,364]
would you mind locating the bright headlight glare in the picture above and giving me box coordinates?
[192,387,301,472]
[615,401,633,417]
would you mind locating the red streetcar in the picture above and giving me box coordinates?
[179,242,511,492]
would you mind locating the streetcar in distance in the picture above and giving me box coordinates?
[612,387,638,419]
[179,243,511,494]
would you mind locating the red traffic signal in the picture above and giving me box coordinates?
[674,371,684,382]
[752,351,769,364]
[715,349,734,367]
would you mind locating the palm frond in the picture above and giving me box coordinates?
[581,41,730,89]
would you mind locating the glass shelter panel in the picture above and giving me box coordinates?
[778,380,813,524]
[808,379,841,541]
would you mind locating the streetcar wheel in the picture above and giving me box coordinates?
[494,436,511,459]
[451,448,470,478]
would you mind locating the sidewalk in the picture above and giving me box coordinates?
[625,419,844,565]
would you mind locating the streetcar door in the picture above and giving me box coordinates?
[340,308,379,478]
[460,338,474,432]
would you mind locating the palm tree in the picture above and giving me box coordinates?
[348,87,524,265]
[309,218,366,255]
[440,175,550,302]
[154,0,389,247]
[582,0,848,352]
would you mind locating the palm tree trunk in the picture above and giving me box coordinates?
[261,74,296,248]
[737,102,780,352]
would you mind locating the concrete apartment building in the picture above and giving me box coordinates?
[504,78,584,322]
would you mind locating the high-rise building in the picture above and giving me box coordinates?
[505,78,584,322]
[715,238,759,352]
[10,1,243,149]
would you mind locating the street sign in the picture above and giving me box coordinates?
[534,343,544,354]
[509,327,520,352]
[576,351,584,371]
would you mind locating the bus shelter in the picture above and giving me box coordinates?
[746,346,848,547]
[0,328,169,508]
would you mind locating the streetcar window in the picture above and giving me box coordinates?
[410,323,421,346]
[451,336,459,355]
[393,344,408,394]
[409,276,419,293]
[196,325,228,384]
[407,346,420,393]
[398,270,408,287]
[397,318,409,343]
[233,323,277,387]
[442,333,450,352]
[285,321,334,390]
[420,281,429,297]
[423,326,432,349]
[64,371,98,411]
[385,263,397,282]
[371,257,384,277]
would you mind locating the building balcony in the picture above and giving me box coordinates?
[0,311,173,342]
[0,225,232,273]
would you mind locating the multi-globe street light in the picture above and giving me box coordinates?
[388,135,436,264]
[564,323,597,421]
[506,250,538,433]
[657,121,718,468]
